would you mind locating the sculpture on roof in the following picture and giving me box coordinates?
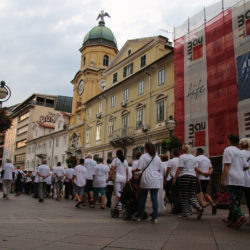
[97,10,110,24]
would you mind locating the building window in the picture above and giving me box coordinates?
[103,55,109,66]
[136,109,143,129]
[132,147,144,160]
[111,95,116,108]
[86,129,91,144]
[155,143,167,155]
[15,154,25,163]
[98,102,102,114]
[19,112,29,122]
[127,49,132,56]
[49,140,52,148]
[109,120,115,135]
[140,54,146,68]
[16,140,26,149]
[138,80,144,96]
[17,125,28,135]
[158,69,165,86]
[156,100,165,122]
[82,56,86,67]
[96,125,102,141]
[123,63,133,78]
[113,72,118,84]
[63,135,67,145]
[123,88,129,102]
[56,137,59,147]
[87,108,92,119]
[122,115,128,128]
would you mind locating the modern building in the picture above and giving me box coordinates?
[67,15,118,157]
[7,94,72,169]
[83,36,174,162]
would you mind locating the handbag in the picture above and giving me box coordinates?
[215,187,232,209]
[108,158,118,182]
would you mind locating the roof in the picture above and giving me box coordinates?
[54,96,73,113]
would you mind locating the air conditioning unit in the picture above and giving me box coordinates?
[96,113,102,119]
[121,101,127,107]
[142,124,149,132]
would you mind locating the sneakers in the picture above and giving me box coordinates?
[151,218,158,224]
[3,194,7,199]
[212,205,217,215]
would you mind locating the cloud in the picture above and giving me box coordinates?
[0,0,221,107]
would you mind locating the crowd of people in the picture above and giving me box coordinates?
[0,134,249,228]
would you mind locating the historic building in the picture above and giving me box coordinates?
[83,36,174,162]
[6,94,72,169]
[67,13,118,157]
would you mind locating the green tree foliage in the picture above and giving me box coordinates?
[0,109,12,133]
[162,136,182,152]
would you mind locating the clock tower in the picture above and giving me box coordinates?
[68,12,118,156]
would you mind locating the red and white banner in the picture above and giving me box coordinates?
[174,1,250,157]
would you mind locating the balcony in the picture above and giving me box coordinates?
[109,127,135,148]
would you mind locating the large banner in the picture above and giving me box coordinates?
[174,1,250,157]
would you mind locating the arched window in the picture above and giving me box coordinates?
[103,55,109,66]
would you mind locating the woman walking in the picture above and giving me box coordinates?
[136,142,162,223]
[174,144,203,219]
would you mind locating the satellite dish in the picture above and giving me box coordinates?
[99,80,106,91]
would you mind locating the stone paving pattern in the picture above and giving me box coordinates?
[0,195,250,250]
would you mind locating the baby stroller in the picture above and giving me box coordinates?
[111,175,148,220]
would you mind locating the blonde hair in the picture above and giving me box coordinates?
[239,138,250,150]
[182,144,191,153]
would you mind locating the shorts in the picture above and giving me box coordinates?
[84,180,93,193]
[93,187,105,198]
[200,180,209,194]
[55,182,63,190]
[74,185,85,196]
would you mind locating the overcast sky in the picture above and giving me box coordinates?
[0,0,219,107]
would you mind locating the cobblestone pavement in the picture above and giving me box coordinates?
[0,194,249,250]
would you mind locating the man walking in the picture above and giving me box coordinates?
[72,159,87,208]
[37,160,50,202]
[2,159,15,199]
[65,164,74,199]
[53,162,65,201]
[15,166,24,196]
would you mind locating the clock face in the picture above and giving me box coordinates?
[78,80,84,95]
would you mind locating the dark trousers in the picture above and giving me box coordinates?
[65,182,73,199]
[137,188,159,219]
[244,187,250,213]
[105,185,114,207]
[227,185,244,224]
[178,175,200,216]
[25,182,32,194]
[15,181,23,193]
[38,182,47,200]
[34,183,39,198]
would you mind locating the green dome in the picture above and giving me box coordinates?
[82,22,117,50]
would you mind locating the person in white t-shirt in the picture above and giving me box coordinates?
[135,142,162,224]
[65,164,74,200]
[33,166,39,198]
[2,159,15,199]
[45,169,52,198]
[53,162,65,201]
[174,144,203,219]
[93,158,109,209]
[83,154,97,207]
[73,159,87,208]
[196,148,217,215]
[240,138,250,226]
[108,150,128,210]
[37,160,50,202]
[222,134,248,228]
[105,159,114,208]
[165,149,181,214]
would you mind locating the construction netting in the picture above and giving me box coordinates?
[174,0,250,157]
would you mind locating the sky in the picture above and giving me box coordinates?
[0,0,219,107]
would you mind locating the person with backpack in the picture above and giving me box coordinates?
[15,166,24,196]
[135,142,163,223]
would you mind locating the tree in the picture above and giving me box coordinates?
[162,136,182,152]
[0,109,12,133]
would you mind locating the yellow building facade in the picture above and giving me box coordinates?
[83,36,174,162]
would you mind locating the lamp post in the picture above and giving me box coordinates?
[0,81,11,108]
[165,115,176,138]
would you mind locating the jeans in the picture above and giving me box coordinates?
[137,188,159,219]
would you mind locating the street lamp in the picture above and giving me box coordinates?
[165,115,176,138]
[0,81,11,108]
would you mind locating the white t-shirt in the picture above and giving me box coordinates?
[132,160,139,170]
[178,154,197,177]
[137,153,162,189]
[162,161,169,181]
[37,164,50,183]
[45,171,52,185]
[53,166,65,182]
[223,146,247,186]
[111,158,128,184]
[128,166,133,180]
[33,170,39,183]
[196,155,212,180]
[241,149,250,187]
[25,175,32,183]
[84,158,97,180]
[73,164,87,187]
[2,163,15,180]
[93,163,109,188]
[167,157,179,180]
[65,168,74,182]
